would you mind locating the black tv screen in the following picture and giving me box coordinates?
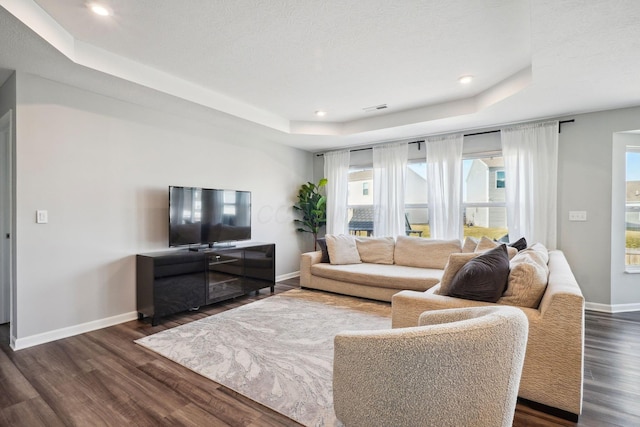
[169,186,251,247]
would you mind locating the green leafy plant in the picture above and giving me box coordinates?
[293,178,328,250]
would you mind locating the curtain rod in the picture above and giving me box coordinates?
[316,119,575,157]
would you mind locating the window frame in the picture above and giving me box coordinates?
[625,145,640,271]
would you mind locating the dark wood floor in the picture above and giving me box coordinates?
[1,278,639,426]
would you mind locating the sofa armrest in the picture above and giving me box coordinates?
[300,251,323,287]
[392,290,496,328]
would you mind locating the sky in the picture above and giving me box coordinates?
[628,152,640,181]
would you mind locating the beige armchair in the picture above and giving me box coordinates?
[333,306,529,427]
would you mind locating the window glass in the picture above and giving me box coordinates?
[405,161,429,237]
[626,148,640,266]
[463,156,508,240]
[348,167,373,236]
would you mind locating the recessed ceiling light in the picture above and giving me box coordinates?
[315,110,327,117]
[458,75,474,84]
[89,3,111,16]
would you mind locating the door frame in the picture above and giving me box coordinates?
[0,109,13,327]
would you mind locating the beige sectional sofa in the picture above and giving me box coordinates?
[300,236,462,301]
[300,234,585,420]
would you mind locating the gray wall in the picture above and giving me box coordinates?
[12,72,314,346]
[557,107,640,307]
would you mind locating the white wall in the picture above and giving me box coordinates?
[13,72,314,347]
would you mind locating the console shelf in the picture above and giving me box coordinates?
[136,242,275,325]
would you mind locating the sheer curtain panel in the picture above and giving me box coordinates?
[373,142,408,237]
[501,121,559,249]
[324,150,351,235]
[426,134,464,240]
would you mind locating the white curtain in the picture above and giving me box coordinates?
[501,121,559,249]
[324,150,351,235]
[426,134,464,240]
[373,142,408,237]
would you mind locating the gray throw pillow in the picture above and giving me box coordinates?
[447,244,510,303]
[316,237,330,263]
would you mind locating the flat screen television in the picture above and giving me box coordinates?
[169,186,251,248]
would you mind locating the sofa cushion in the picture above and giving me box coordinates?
[498,253,548,308]
[527,242,550,264]
[461,237,478,253]
[394,236,461,269]
[355,236,395,264]
[447,244,510,303]
[475,236,518,259]
[326,234,361,265]
[310,263,442,291]
[436,252,480,295]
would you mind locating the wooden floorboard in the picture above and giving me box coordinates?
[1,278,639,426]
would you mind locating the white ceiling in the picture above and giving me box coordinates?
[1,0,640,152]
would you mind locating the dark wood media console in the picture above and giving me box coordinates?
[136,242,275,325]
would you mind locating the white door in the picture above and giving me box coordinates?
[0,110,11,324]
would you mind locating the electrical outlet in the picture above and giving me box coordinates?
[568,211,587,221]
[36,210,48,224]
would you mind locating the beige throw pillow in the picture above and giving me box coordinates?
[461,237,478,253]
[325,234,362,265]
[436,252,479,295]
[355,236,395,264]
[475,236,518,259]
[498,253,549,308]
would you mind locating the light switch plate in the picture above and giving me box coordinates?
[36,210,48,224]
[569,211,587,221]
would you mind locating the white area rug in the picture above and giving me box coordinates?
[135,289,391,426]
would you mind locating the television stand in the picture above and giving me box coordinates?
[136,242,276,325]
[209,241,236,248]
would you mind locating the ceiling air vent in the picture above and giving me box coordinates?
[363,104,388,113]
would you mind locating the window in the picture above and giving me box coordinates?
[495,170,505,188]
[626,147,640,267]
[405,161,429,237]
[348,167,373,236]
[462,155,508,241]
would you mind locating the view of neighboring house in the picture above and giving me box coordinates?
[464,158,506,229]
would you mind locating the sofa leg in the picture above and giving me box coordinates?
[518,398,579,422]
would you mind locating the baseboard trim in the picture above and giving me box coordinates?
[11,311,139,351]
[585,302,640,313]
[277,271,300,281]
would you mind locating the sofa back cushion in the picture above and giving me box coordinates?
[394,236,461,269]
[475,236,518,259]
[326,234,362,265]
[355,236,395,264]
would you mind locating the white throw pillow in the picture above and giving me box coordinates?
[325,234,362,265]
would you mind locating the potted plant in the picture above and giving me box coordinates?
[293,178,327,250]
